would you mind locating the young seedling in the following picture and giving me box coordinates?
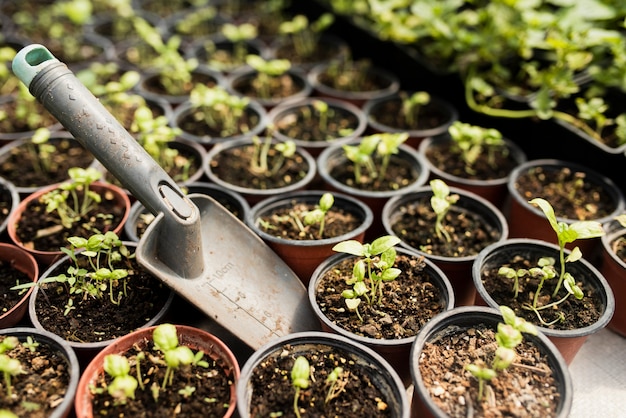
[499,198,605,325]
[447,121,506,175]
[324,366,347,404]
[103,354,138,404]
[0,337,23,398]
[245,55,292,99]
[333,235,402,321]
[430,179,460,243]
[465,306,538,402]
[41,167,104,230]
[249,133,297,177]
[278,13,335,58]
[342,132,409,185]
[189,84,251,138]
[401,91,431,127]
[152,323,209,390]
[290,356,310,418]
[217,22,258,68]
[13,231,133,309]
[302,193,334,239]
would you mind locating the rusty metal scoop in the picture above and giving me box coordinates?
[12,44,319,350]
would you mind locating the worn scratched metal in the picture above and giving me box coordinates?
[12,44,320,350]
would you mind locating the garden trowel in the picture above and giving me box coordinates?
[12,44,320,350]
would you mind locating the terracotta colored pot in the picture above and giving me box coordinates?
[382,185,509,307]
[246,190,373,285]
[419,135,527,209]
[7,181,131,267]
[472,238,616,364]
[0,243,38,329]
[308,247,455,386]
[364,92,458,149]
[237,331,410,417]
[410,306,573,418]
[74,324,240,418]
[598,218,626,337]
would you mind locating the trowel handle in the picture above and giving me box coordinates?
[12,44,195,221]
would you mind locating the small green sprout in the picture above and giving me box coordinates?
[333,235,402,321]
[342,133,408,185]
[189,84,251,137]
[0,337,23,398]
[448,121,505,175]
[290,356,310,418]
[324,366,346,404]
[245,55,292,99]
[250,134,297,177]
[402,91,431,127]
[279,13,334,58]
[465,306,537,401]
[103,354,138,404]
[430,179,460,243]
[303,193,334,239]
[22,336,39,353]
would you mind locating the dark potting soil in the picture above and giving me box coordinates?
[419,324,561,418]
[317,65,393,92]
[209,144,310,190]
[330,155,418,192]
[90,340,233,417]
[0,138,94,189]
[232,73,307,100]
[0,335,72,418]
[315,254,446,339]
[513,165,617,221]
[34,258,171,344]
[369,98,450,132]
[256,201,362,240]
[273,103,361,142]
[425,141,520,180]
[141,71,219,97]
[15,188,127,253]
[389,196,502,258]
[480,255,603,331]
[0,260,31,313]
[176,106,262,139]
[248,342,393,418]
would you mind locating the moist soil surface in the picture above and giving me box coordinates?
[425,141,520,180]
[315,254,446,339]
[369,98,451,132]
[273,102,361,142]
[0,260,31,314]
[479,254,604,331]
[33,257,171,344]
[317,64,393,93]
[0,335,72,418]
[418,324,561,418]
[208,144,310,190]
[15,186,127,253]
[388,196,502,258]
[330,155,419,192]
[247,342,394,417]
[513,165,618,220]
[256,201,362,241]
[176,106,262,140]
[0,137,94,189]
[90,339,233,417]
[141,71,219,98]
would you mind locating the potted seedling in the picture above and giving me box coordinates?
[0,328,80,418]
[308,234,454,385]
[173,84,267,146]
[420,120,527,207]
[236,331,410,417]
[226,54,312,109]
[410,306,573,418]
[74,323,239,417]
[7,166,131,265]
[247,190,373,284]
[382,179,509,306]
[13,231,173,361]
[473,198,615,363]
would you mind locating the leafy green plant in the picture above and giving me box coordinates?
[429,179,460,243]
[302,193,334,239]
[447,121,506,175]
[249,134,297,178]
[333,235,402,321]
[40,167,104,230]
[103,354,138,404]
[245,55,292,99]
[188,84,252,138]
[13,231,133,311]
[342,132,408,185]
[498,198,605,325]
[0,337,23,398]
[290,356,310,418]
[465,306,538,402]
[207,22,258,70]
[278,13,335,58]
[401,91,431,127]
